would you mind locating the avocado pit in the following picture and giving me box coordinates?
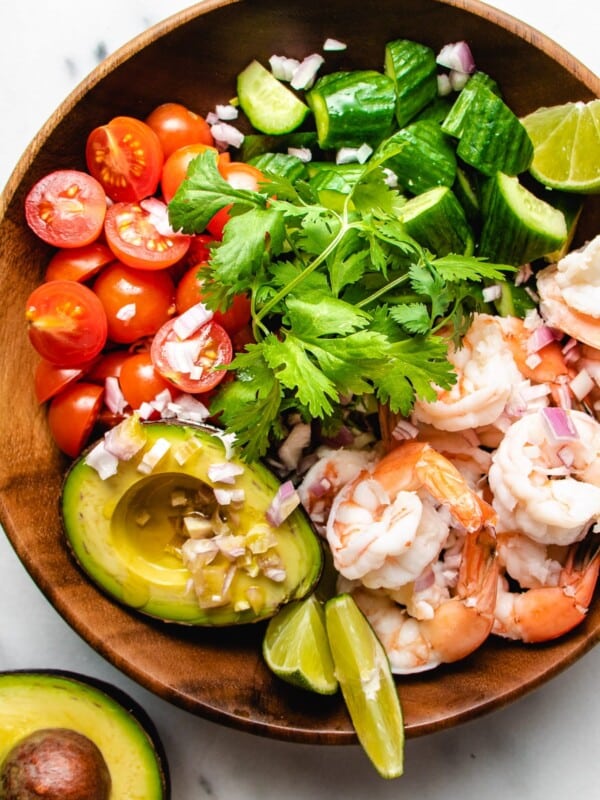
[0,727,111,800]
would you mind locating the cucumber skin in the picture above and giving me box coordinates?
[441,72,501,138]
[478,172,567,266]
[249,152,309,182]
[237,60,310,135]
[377,120,457,196]
[384,39,438,128]
[306,70,396,149]
[399,186,474,257]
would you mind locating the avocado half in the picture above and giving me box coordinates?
[0,670,169,799]
[61,419,323,625]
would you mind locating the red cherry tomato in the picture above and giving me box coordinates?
[25,280,108,367]
[175,263,251,335]
[181,234,218,267]
[206,205,232,239]
[151,318,232,394]
[160,143,219,203]
[93,261,175,344]
[219,160,265,191]
[145,102,214,158]
[45,241,114,282]
[119,352,173,410]
[104,199,190,270]
[86,116,164,203]
[25,170,106,248]
[33,359,84,404]
[47,381,104,457]
[86,349,131,383]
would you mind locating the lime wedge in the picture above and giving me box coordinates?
[263,595,338,695]
[325,594,404,779]
[521,99,600,193]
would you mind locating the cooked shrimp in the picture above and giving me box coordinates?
[537,235,600,349]
[414,424,492,490]
[349,528,498,673]
[326,441,495,589]
[297,445,379,533]
[496,531,563,589]
[488,408,600,545]
[493,534,600,642]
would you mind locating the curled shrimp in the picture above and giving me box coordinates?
[496,531,563,589]
[537,235,600,349]
[326,441,495,589]
[493,534,600,642]
[488,408,600,545]
[349,528,498,674]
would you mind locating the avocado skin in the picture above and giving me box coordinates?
[0,670,170,800]
[60,421,323,626]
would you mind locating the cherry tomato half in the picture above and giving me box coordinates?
[104,199,190,270]
[151,318,232,394]
[33,359,84,404]
[25,280,108,367]
[47,381,104,457]
[119,352,173,410]
[86,349,131,383]
[86,116,164,203]
[145,102,214,158]
[93,261,175,344]
[175,263,251,335]
[25,170,106,248]
[45,241,114,283]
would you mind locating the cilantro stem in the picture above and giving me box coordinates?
[355,272,411,309]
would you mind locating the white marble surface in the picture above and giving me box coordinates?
[1,2,599,798]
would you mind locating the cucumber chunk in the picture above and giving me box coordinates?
[237,60,310,135]
[384,39,438,128]
[478,172,567,265]
[306,70,396,149]
[441,72,500,137]
[249,151,309,182]
[398,186,474,256]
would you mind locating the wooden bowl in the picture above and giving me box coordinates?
[0,0,599,744]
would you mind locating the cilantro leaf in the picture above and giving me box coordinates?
[284,291,371,337]
[389,302,432,334]
[433,254,516,282]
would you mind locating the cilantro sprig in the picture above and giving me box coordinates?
[168,151,513,461]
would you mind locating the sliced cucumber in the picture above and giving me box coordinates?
[240,131,318,162]
[306,70,396,149]
[441,71,501,138]
[249,151,309,182]
[237,60,310,135]
[478,172,567,265]
[309,168,359,211]
[376,120,456,195]
[384,39,438,128]
[453,166,481,228]
[398,186,474,256]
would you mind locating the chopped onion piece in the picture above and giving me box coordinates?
[116,303,136,321]
[392,419,419,441]
[149,388,172,414]
[84,441,119,480]
[172,303,213,340]
[208,461,245,484]
[436,41,476,74]
[137,438,171,474]
[570,368,595,400]
[540,407,579,443]
[139,197,180,237]
[183,514,214,538]
[104,376,127,415]
[515,263,533,286]
[278,422,312,470]
[449,69,470,91]
[104,414,147,460]
[214,487,245,506]
[557,446,575,468]
[525,353,542,370]
[287,146,312,162]
[266,480,301,527]
[269,54,300,82]
[167,393,211,423]
[437,73,452,96]
[210,122,244,149]
[211,429,237,460]
[527,325,556,353]
[164,338,203,374]
[291,53,325,90]
[336,143,372,165]
[173,435,203,466]
[323,37,347,51]
[215,103,238,120]
[138,402,155,420]
[170,489,188,507]
[482,284,502,303]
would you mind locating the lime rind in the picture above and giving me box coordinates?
[522,99,600,193]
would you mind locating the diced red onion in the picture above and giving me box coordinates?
[140,197,180,237]
[525,353,542,370]
[555,377,573,410]
[540,407,579,443]
[266,480,301,527]
[269,54,300,82]
[515,263,533,286]
[167,393,210,423]
[214,487,245,506]
[116,303,136,321]
[482,284,502,303]
[437,73,452,96]
[164,338,203,374]
[103,414,147,460]
[527,325,556,354]
[278,422,312,470]
[392,419,419,441]
[414,568,436,593]
[449,69,470,91]
[557,445,575,468]
[208,461,245,484]
[137,438,171,474]
[287,146,312,162]
[215,103,238,121]
[336,143,372,165]
[138,402,155,420]
[172,303,213,341]
[205,111,220,125]
[84,441,119,480]
[570,368,595,400]
[436,41,476,74]
[210,122,245,149]
[323,37,347,51]
[291,54,325,90]
[104,376,127,415]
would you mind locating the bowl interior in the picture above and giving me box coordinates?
[1,0,599,743]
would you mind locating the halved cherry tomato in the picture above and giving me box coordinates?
[150,318,232,394]
[180,234,218,267]
[145,102,214,158]
[86,349,131,383]
[25,170,106,248]
[104,199,190,270]
[86,116,164,203]
[45,241,114,282]
[93,261,175,344]
[160,143,219,203]
[33,359,84,404]
[119,352,173,410]
[25,280,108,367]
[47,381,104,457]
[206,205,232,239]
[175,263,251,335]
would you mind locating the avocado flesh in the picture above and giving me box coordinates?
[61,421,323,625]
[0,672,167,800]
